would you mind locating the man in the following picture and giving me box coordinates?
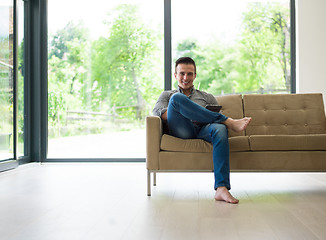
[152,57,251,204]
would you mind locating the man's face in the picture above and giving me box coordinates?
[175,63,196,91]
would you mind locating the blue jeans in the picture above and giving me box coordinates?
[167,93,231,190]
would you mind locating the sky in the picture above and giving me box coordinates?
[48,0,162,39]
[48,0,289,45]
[0,0,289,41]
[0,7,10,37]
[48,0,247,41]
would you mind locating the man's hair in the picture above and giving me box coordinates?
[175,57,196,74]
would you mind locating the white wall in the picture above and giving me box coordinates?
[297,0,326,107]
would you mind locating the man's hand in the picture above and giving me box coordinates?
[161,111,167,121]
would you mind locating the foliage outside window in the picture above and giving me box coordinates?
[48,2,163,158]
[48,5,163,139]
[0,3,14,160]
[173,1,291,95]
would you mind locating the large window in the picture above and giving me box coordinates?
[46,0,293,160]
[47,0,164,158]
[172,0,292,95]
[0,1,14,161]
[0,0,295,162]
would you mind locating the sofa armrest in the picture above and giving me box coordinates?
[146,116,163,170]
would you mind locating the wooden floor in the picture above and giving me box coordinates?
[0,163,326,240]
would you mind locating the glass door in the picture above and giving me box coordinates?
[0,1,14,161]
[47,0,164,159]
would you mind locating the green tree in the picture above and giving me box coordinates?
[236,2,290,93]
[49,21,89,59]
[48,21,91,127]
[189,2,291,95]
[174,39,236,94]
[91,5,161,119]
[198,41,234,93]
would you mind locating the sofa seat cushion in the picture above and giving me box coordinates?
[161,134,212,153]
[249,134,326,151]
[160,134,250,153]
[229,136,251,152]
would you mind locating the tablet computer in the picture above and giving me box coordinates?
[205,105,222,112]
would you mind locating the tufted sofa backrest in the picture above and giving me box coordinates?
[243,93,326,136]
[216,94,245,137]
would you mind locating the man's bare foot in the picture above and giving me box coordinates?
[215,187,239,204]
[223,117,252,132]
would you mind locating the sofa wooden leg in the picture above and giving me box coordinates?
[147,170,151,196]
[153,172,156,186]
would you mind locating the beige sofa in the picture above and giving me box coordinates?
[146,93,326,196]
